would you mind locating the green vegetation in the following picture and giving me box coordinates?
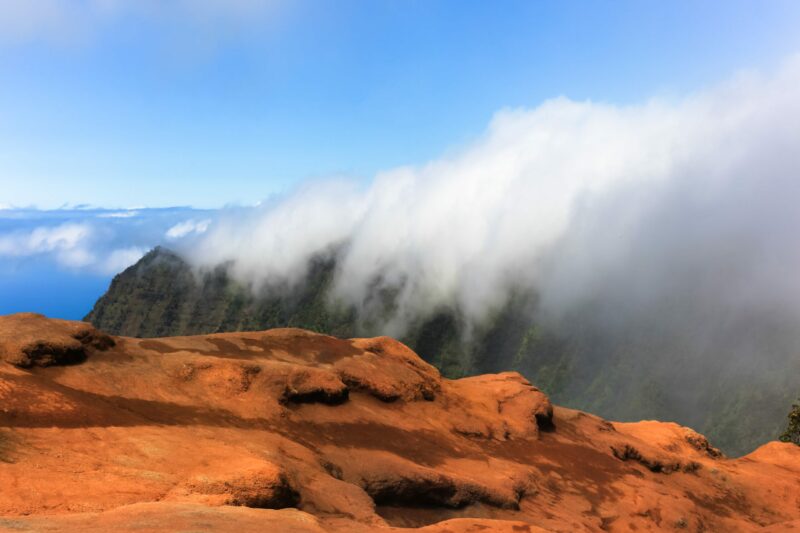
[779,401,800,445]
[86,247,357,340]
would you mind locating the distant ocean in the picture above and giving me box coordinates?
[0,262,110,320]
[0,206,212,320]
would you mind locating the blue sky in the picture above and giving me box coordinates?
[1,0,799,208]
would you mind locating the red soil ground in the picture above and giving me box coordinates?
[0,313,798,532]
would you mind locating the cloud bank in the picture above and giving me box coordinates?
[166,219,212,240]
[185,57,800,343]
[0,207,209,275]
[0,222,96,268]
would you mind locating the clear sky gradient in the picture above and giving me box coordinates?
[1,0,799,209]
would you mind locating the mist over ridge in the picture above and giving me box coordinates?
[183,56,800,342]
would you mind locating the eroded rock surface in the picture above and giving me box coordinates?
[0,313,799,532]
[0,313,114,367]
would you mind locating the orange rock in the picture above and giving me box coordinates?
[0,313,114,367]
[283,366,349,405]
[174,458,300,509]
[0,314,799,532]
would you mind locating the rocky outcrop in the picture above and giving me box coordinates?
[336,337,442,402]
[1,314,799,532]
[282,367,350,405]
[0,312,114,368]
[175,458,300,509]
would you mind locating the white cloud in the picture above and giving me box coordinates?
[0,222,91,254]
[0,216,151,273]
[96,210,139,218]
[0,207,208,274]
[166,219,211,239]
[0,222,96,267]
[100,246,146,274]
[56,247,96,269]
[186,56,800,338]
[189,181,363,290]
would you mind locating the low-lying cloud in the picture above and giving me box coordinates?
[0,207,209,275]
[166,219,212,240]
[185,57,800,343]
[0,222,95,268]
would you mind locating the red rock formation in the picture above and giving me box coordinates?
[0,313,798,532]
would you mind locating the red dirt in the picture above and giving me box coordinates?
[0,313,798,532]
